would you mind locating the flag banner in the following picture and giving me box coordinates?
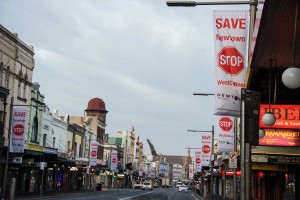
[213,10,249,117]
[189,164,194,180]
[201,133,212,166]
[139,164,146,177]
[195,151,202,172]
[110,149,118,172]
[10,107,27,153]
[89,141,99,166]
[217,116,234,153]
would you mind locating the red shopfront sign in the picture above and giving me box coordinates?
[260,104,300,129]
[221,170,241,176]
[259,129,300,146]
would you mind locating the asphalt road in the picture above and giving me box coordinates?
[15,188,199,200]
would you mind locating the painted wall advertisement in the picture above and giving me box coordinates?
[10,107,27,153]
[213,10,249,117]
[89,141,99,166]
[201,133,212,167]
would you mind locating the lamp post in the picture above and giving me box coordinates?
[188,125,214,200]
[193,92,238,200]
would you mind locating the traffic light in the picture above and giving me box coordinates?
[125,162,133,170]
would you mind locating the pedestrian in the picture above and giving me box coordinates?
[196,182,200,196]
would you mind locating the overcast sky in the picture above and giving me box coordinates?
[0,0,248,156]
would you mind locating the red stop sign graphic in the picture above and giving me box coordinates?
[219,117,233,131]
[91,150,96,157]
[202,145,210,154]
[112,158,117,163]
[13,124,24,136]
[195,158,201,164]
[218,47,244,75]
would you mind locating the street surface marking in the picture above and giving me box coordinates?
[119,191,153,200]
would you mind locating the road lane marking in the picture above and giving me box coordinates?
[119,191,153,200]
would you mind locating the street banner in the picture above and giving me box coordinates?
[213,10,249,117]
[189,164,194,180]
[10,107,27,153]
[217,116,234,153]
[201,133,212,166]
[195,151,202,172]
[110,149,118,172]
[139,164,146,177]
[89,141,99,166]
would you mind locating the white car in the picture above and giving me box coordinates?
[133,181,142,189]
[142,182,153,190]
[178,185,188,192]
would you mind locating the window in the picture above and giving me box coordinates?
[43,134,47,146]
[31,116,38,142]
[23,74,28,99]
[17,72,23,97]
[53,137,56,148]
[4,67,9,88]
[67,141,71,151]
[0,62,3,86]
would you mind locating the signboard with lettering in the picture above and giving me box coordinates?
[259,129,300,146]
[260,104,300,129]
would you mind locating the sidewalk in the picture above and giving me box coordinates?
[190,189,231,200]
[14,188,125,200]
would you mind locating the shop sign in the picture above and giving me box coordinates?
[221,169,241,176]
[9,157,22,164]
[260,104,300,129]
[259,129,300,146]
[252,164,287,171]
[252,155,268,163]
[26,144,44,152]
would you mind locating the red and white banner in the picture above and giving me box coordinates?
[139,164,146,177]
[201,133,212,166]
[195,151,202,172]
[89,141,99,166]
[189,164,194,180]
[217,116,234,153]
[213,10,249,117]
[10,107,27,153]
[110,149,118,172]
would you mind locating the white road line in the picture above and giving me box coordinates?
[119,191,153,200]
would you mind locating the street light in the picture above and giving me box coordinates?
[188,125,214,200]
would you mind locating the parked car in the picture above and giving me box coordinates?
[176,182,182,188]
[153,182,159,188]
[142,182,153,190]
[178,185,188,192]
[133,181,143,189]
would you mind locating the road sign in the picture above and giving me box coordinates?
[218,47,244,75]
[229,151,237,169]
[219,117,233,131]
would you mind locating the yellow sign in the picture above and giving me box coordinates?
[75,135,81,143]
[26,144,44,152]
[252,164,287,171]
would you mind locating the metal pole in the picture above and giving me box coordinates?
[240,93,246,200]
[211,125,214,200]
[1,97,13,200]
[233,117,238,200]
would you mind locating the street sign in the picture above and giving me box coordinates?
[229,151,237,169]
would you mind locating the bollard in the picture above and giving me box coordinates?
[9,178,16,200]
